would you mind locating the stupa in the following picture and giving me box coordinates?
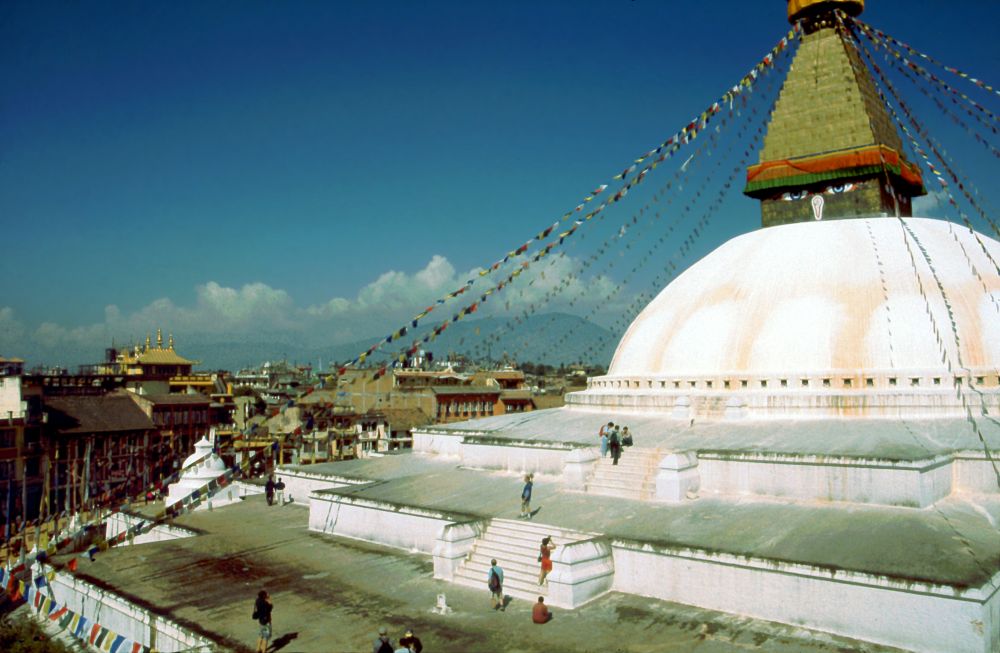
[285,2,999,651]
[166,434,240,511]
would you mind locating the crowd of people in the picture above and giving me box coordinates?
[598,421,634,465]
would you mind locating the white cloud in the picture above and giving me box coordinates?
[913,189,949,218]
[2,254,637,366]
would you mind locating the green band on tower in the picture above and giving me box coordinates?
[745,1,925,227]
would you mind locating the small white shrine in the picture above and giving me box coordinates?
[166,434,240,511]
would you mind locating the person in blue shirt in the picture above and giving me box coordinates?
[520,474,533,519]
[488,559,505,611]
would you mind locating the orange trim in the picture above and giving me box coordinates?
[747,144,922,187]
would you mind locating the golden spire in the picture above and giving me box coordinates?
[787,0,863,24]
[168,333,174,350]
[145,333,151,352]
[156,328,163,349]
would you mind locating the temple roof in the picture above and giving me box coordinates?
[136,348,197,365]
[45,394,155,435]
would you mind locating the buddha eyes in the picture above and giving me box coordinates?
[779,182,858,201]
[824,182,856,194]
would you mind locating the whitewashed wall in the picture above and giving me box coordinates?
[309,492,465,554]
[611,541,999,653]
[697,453,955,507]
[47,571,213,652]
[272,468,362,506]
[105,513,196,546]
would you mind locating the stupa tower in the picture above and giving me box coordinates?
[744,0,925,227]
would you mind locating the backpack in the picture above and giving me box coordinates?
[488,568,500,592]
[375,638,393,653]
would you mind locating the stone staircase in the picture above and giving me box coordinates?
[452,518,594,603]
[585,447,664,500]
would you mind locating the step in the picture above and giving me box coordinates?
[453,568,551,601]
[480,531,563,551]
[594,458,655,469]
[586,477,656,489]
[472,541,544,561]
[465,555,541,576]
[485,523,588,545]
[464,558,544,582]
[584,485,655,501]
[489,519,594,540]
[590,468,657,482]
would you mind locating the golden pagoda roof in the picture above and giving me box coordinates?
[137,348,197,365]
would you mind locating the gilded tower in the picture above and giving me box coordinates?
[744,0,925,227]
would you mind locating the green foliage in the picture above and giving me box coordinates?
[0,615,73,653]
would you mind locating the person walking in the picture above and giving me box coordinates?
[538,536,556,585]
[265,475,275,506]
[532,596,552,624]
[487,558,505,611]
[252,590,272,653]
[373,625,394,653]
[609,428,622,466]
[599,431,609,458]
[274,477,286,505]
[520,474,533,519]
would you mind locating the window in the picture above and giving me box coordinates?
[0,429,15,448]
[801,379,809,387]
[865,378,874,387]
[822,379,831,388]
[933,377,941,386]
[889,377,897,386]
[975,376,985,385]
[760,380,767,388]
[723,380,730,389]
[910,378,920,387]
[843,379,852,388]
[706,381,713,389]
[740,380,748,388]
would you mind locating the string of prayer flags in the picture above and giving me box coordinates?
[335,24,802,378]
[848,17,1000,124]
[844,19,1000,264]
[849,17,1000,98]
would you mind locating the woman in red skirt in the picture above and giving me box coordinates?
[538,536,557,585]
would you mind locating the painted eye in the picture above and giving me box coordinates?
[824,183,855,195]
[781,190,809,201]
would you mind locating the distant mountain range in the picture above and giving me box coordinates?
[182,312,617,372]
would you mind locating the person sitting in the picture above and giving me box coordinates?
[532,596,552,624]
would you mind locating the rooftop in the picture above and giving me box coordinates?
[61,491,903,653]
[45,394,154,434]
[428,407,1000,462]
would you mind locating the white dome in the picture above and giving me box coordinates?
[569,218,1000,419]
[611,218,1000,376]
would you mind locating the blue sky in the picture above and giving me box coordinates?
[1,1,998,367]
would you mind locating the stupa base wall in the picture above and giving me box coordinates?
[567,384,1000,420]
[308,490,474,555]
[412,428,998,507]
[611,540,1000,653]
